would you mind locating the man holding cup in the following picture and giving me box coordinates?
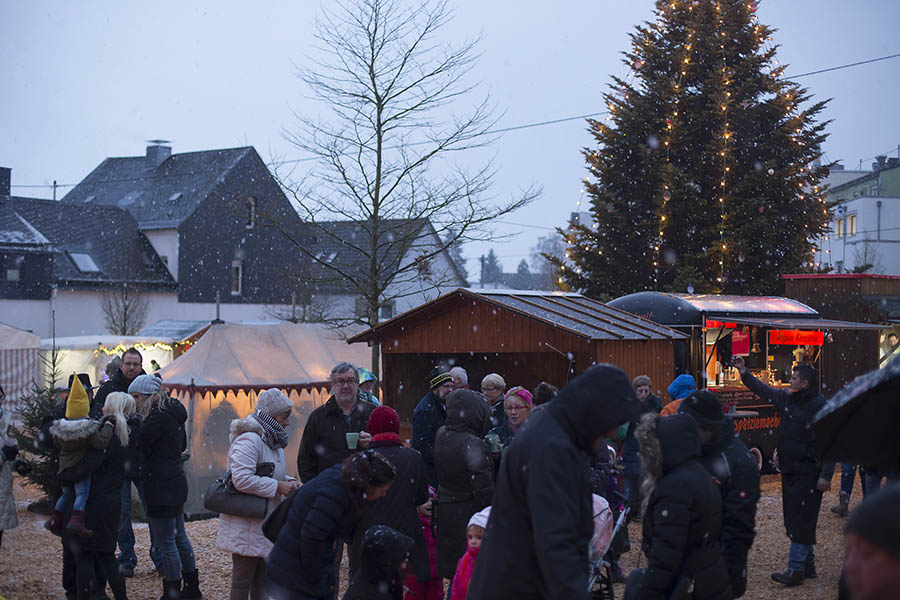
[296,362,375,483]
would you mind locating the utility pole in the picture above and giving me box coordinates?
[52,180,57,201]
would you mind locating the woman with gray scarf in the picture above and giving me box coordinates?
[215,388,299,600]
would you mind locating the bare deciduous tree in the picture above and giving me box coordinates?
[100,282,149,335]
[268,0,539,374]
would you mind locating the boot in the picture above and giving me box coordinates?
[830,491,850,517]
[805,557,817,579]
[180,569,202,599]
[771,569,805,587]
[44,509,64,536]
[65,510,94,537]
[160,579,181,600]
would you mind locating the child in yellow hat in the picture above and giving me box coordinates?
[44,373,115,537]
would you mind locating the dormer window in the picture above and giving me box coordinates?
[231,259,242,295]
[246,196,257,229]
[69,252,101,273]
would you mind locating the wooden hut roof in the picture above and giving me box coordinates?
[349,288,687,343]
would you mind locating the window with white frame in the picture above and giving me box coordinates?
[246,197,257,229]
[849,214,857,236]
[835,219,843,239]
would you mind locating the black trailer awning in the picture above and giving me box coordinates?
[707,316,887,330]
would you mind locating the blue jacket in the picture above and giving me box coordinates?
[411,390,446,488]
[266,464,361,599]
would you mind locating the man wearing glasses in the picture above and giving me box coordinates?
[297,362,374,483]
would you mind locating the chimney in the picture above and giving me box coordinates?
[0,167,10,196]
[146,140,172,169]
[873,155,887,171]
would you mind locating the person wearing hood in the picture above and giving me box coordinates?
[626,413,733,600]
[467,364,639,600]
[433,389,493,585]
[412,367,456,488]
[343,525,414,600]
[734,357,832,587]
[216,388,298,600]
[131,374,202,600]
[841,483,900,600]
[659,373,697,417]
[678,390,760,598]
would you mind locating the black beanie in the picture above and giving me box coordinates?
[678,389,725,427]
[427,366,452,390]
[845,482,900,558]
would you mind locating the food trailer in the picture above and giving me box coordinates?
[607,292,886,471]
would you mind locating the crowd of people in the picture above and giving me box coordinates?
[1,349,899,600]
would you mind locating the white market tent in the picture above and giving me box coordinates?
[40,335,176,391]
[157,321,370,516]
[0,322,41,413]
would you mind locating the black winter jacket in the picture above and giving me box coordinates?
[60,435,127,554]
[135,398,188,517]
[635,414,732,600]
[468,364,639,600]
[94,368,144,408]
[298,397,375,483]
[434,389,493,578]
[697,417,760,598]
[739,373,827,476]
[344,525,414,600]
[348,440,429,581]
[411,390,446,488]
[267,464,361,599]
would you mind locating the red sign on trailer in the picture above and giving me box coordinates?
[768,329,824,346]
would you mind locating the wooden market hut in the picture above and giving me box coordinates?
[349,288,687,420]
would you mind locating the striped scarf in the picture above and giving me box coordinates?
[254,410,289,450]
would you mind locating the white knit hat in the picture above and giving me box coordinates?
[468,506,491,530]
[256,388,292,416]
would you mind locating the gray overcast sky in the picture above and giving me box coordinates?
[2,1,899,275]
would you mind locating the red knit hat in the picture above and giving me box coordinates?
[367,405,400,435]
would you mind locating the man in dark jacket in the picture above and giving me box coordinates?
[411,366,455,488]
[297,362,375,483]
[679,390,761,597]
[95,348,145,407]
[468,364,639,600]
[627,413,733,600]
[735,356,832,587]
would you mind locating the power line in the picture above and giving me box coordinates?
[788,52,900,79]
[11,51,900,189]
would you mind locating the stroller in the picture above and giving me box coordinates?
[588,507,630,600]
[588,442,631,600]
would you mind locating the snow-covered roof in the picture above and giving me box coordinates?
[138,319,211,340]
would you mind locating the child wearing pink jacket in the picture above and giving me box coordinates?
[450,506,491,600]
[404,488,443,600]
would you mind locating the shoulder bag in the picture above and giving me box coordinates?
[203,462,274,519]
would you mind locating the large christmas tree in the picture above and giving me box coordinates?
[559,0,830,298]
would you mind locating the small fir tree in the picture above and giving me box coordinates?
[557,0,830,297]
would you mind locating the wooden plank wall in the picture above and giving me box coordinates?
[594,339,677,401]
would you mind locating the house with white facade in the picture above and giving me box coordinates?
[815,157,900,275]
[1,144,466,337]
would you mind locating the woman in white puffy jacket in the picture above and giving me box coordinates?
[216,388,298,600]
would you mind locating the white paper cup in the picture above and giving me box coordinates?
[346,432,360,450]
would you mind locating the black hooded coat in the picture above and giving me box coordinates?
[467,364,639,600]
[634,414,732,600]
[693,415,760,598]
[433,389,493,578]
[343,525,414,600]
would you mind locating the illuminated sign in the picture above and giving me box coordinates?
[768,330,824,346]
[705,319,738,329]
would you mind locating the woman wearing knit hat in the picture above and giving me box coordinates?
[347,406,430,592]
[485,386,533,473]
[216,388,298,600]
[130,374,203,599]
